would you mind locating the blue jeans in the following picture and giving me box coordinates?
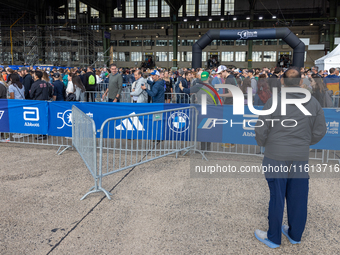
[262,156,309,245]
[108,98,120,102]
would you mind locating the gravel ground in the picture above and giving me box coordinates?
[0,143,339,254]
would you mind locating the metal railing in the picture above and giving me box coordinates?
[78,106,204,200]
[0,132,73,155]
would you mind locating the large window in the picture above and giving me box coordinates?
[182,40,194,46]
[112,52,118,61]
[202,52,207,62]
[211,0,221,16]
[131,52,142,61]
[143,40,155,46]
[169,52,181,61]
[252,51,262,62]
[222,52,234,61]
[119,40,130,46]
[161,0,170,17]
[114,8,122,17]
[91,8,99,18]
[150,0,158,18]
[225,0,235,15]
[131,40,142,46]
[221,40,234,46]
[119,52,130,61]
[156,40,168,46]
[61,52,70,61]
[79,2,87,13]
[210,40,220,46]
[178,6,183,17]
[186,0,195,16]
[264,39,277,45]
[279,39,288,45]
[156,52,167,61]
[263,51,276,62]
[253,40,263,45]
[169,40,181,46]
[110,40,117,46]
[199,0,208,16]
[68,0,76,19]
[236,40,247,46]
[137,0,146,18]
[126,0,134,18]
[182,52,192,61]
[235,52,246,62]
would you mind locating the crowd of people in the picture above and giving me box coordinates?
[0,64,338,108]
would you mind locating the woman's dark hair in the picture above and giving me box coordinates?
[311,74,325,93]
[241,77,251,93]
[10,73,23,89]
[72,75,86,92]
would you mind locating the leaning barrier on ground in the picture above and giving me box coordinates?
[72,105,203,200]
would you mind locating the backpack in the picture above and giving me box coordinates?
[88,74,96,85]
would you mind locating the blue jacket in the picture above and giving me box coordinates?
[146,79,165,103]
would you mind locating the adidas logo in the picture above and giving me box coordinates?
[115,112,145,131]
[0,111,4,120]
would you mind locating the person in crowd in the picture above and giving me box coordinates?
[95,70,102,84]
[254,74,272,106]
[8,73,25,100]
[102,64,123,102]
[130,70,148,103]
[254,67,327,249]
[245,69,257,96]
[310,74,326,107]
[52,73,65,101]
[30,70,53,101]
[83,66,97,102]
[323,68,340,107]
[62,70,69,86]
[175,69,188,103]
[267,67,282,93]
[70,75,86,101]
[212,65,227,94]
[164,70,173,103]
[0,75,7,99]
[241,74,252,105]
[18,67,33,99]
[141,70,164,103]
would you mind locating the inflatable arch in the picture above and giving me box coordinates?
[192,28,305,68]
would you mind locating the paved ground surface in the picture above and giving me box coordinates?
[1,143,340,254]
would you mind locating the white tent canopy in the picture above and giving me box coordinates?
[315,44,340,71]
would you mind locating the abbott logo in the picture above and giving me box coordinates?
[0,110,4,119]
[116,112,145,131]
[23,107,39,121]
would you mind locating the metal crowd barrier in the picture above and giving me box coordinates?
[72,106,105,199]
[197,142,326,163]
[77,106,204,200]
[0,132,73,155]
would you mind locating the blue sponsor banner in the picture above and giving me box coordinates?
[48,102,166,138]
[197,105,340,150]
[6,100,48,134]
[164,103,192,141]
[0,99,10,132]
[310,108,340,150]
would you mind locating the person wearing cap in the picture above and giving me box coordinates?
[211,65,228,95]
[141,70,164,103]
[18,67,33,99]
[52,73,65,101]
[246,69,258,96]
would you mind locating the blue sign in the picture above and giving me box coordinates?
[7,100,48,134]
[0,99,10,132]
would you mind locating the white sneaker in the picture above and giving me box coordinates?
[282,225,301,244]
[254,229,280,248]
